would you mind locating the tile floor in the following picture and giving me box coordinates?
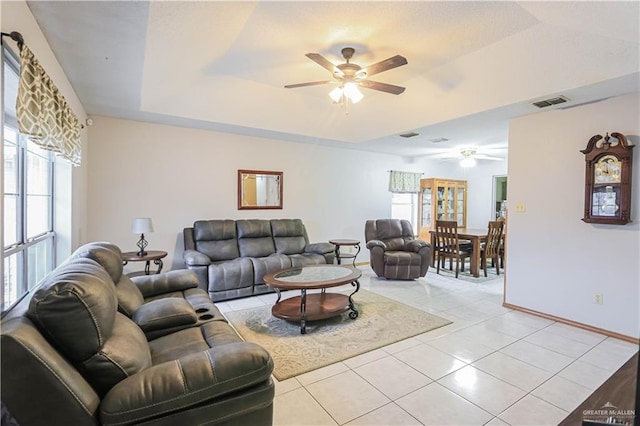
[216,266,638,426]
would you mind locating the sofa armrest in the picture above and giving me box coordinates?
[305,242,335,255]
[406,239,429,253]
[100,342,273,425]
[366,240,387,251]
[132,298,197,334]
[131,270,199,298]
[183,249,212,267]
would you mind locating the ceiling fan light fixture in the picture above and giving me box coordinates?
[343,82,363,103]
[460,157,477,168]
[329,86,343,103]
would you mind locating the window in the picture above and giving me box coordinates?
[3,48,55,311]
[391,193,418,235]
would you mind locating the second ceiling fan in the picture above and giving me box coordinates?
[285,47,408,103]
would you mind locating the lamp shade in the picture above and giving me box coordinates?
[131,218,154,234]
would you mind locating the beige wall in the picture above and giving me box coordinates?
[86,116,427,271]
[506,92,640,339]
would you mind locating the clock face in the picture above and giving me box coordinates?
[594,155,621,184]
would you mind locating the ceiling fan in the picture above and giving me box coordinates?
[431,147,504,167]
[284,47,408,103]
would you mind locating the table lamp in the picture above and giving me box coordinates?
[131,217,154,256]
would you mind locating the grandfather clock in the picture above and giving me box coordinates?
[581,132,634,225]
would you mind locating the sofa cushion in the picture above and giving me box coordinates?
[271,219,308,254]
[149,321,244,364]
[27,257,152,397]
[71,242,146,315]
[80,313,152,396]
[250,254,291,285]
[114,275,145,317]
[289,253,326,267]
[237,220,276,258]
[208,258,254,292]
[132,298,198,333]
[28,259,118,361]
[193,220,240,261]
[71,241,125,283]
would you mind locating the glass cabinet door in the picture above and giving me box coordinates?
[421,187,432,227]
[446,186,455,220]
[456,185,465,226]
[436,187,445,220]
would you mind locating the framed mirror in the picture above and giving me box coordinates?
[238,170,283,210]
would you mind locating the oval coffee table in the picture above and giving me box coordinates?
[263,265,361,334]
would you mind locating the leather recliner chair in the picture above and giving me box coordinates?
[1,249,275,425]
[365,219,431,280]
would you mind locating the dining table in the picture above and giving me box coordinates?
[429,228,488,278]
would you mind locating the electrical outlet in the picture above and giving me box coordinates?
[515,202,526,213]
[594,293,604,305]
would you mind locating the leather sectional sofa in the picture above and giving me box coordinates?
[1,242,275,425]
[183,219,335,301]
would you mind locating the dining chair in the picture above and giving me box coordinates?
[496,217,506,268]
[434,220,472,278]
[481,220,505,276]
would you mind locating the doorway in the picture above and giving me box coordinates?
[492,175,508,219]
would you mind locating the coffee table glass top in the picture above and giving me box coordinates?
[273,265,357,282]
[265,265,361,290]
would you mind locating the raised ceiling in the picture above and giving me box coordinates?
[26,1,640,159]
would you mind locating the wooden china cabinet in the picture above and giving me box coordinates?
[418,178,467,240]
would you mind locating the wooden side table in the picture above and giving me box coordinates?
[122,250,167,275]
[329,239,361,267]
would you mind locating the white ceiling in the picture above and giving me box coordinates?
[27,1,640,160]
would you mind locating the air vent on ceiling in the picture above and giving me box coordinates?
[532,96,569,108]
[399,132,420,138]
[428,137,449,143]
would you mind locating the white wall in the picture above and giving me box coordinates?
[86,116,425,271]
[506,92,640,339]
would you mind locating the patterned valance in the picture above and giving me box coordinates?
[388,170,422,193]
[17,44,81,166]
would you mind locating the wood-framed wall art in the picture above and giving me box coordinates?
[238,170,283,210]
[581,132,634,225]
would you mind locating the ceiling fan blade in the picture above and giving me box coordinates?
[305,53,339,74]
[474,154,503,161]
[284,80,332,89]
[432,154,459,160]
[364,55,408,77]
[359,80,405,95]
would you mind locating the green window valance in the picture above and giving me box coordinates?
[388,170,422,193]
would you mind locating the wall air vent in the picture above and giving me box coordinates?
[399,132,420,138]
[428,137,449,143]
[532,96,569,108]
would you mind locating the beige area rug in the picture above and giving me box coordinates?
[224,289,452,381]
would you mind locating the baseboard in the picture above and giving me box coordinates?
[503,302,639,344]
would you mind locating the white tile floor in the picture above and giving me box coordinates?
[218,266,638,426]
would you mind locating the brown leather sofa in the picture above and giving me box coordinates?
[1,242,275,425]
[183,218,335,301]
[365,219,431,280]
